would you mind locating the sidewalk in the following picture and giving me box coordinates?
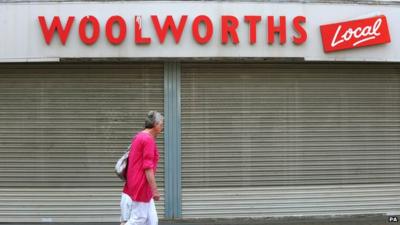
[160,214,392,225]
[0,214,394,225]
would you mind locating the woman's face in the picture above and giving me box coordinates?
[154,120,164,134]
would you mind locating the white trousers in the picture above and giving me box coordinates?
[120,193,158,225]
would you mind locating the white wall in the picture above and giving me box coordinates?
[0,1,399,62]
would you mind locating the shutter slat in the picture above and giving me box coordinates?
[0,63,164,222]
[181,63,400,218]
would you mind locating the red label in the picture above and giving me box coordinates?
[320,15,391,53]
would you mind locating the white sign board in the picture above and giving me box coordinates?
[0,1,399,62]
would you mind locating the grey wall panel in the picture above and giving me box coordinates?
[164,62,182,218]
[181,63,400,218]
[0,63,164,222]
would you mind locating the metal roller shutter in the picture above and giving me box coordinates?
[0,63,164,222]
[181,63,400,218]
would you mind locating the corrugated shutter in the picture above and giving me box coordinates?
[181,63,400,218]
[0,63,164,222]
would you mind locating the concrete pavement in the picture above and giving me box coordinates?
[0,214,396,225]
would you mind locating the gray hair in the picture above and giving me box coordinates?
[144,111,163,129]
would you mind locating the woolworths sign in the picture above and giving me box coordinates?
[0,2,398,61]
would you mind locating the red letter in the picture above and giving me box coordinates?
[106,16,126,45]
[135,16,151,44]
[151,15,188,43]
[244,16,261,45]
[221,16,239,44]
[192,15,213,44]
[268,16,286,45]
[79,16,100,45]
[38,16,74,45]
[292,16,307,45]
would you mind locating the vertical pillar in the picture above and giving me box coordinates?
[164,62,182,219]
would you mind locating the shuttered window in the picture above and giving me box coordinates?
[0,63,164,222]
[181,63,400,218]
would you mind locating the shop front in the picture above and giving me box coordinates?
[0,1,399,223]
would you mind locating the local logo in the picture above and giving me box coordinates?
[320,15,390,53]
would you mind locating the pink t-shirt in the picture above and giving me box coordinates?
[123,131,159,202]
